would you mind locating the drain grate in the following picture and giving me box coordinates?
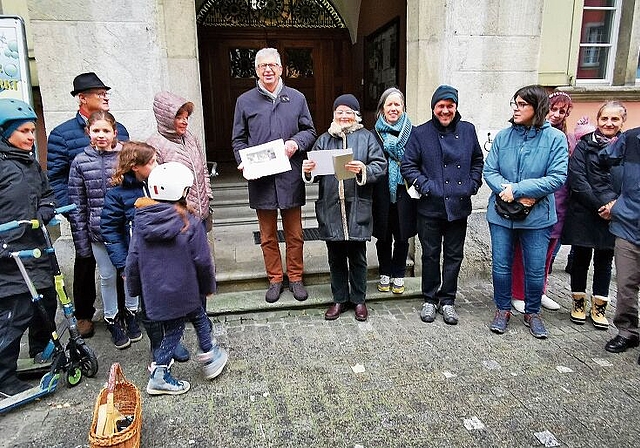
[253,227,321,244]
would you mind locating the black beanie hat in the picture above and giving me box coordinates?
[333,94,360,112]
[430,85,458,110]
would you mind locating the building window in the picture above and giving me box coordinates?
[577,0,620,82]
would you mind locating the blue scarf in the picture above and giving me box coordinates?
[375,113,412,202]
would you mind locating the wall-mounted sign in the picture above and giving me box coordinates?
[0,15,33,104]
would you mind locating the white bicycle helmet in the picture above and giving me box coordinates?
[147,162,194,201]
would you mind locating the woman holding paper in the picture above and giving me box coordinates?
[371,88,416,295]
[302,94,386,321]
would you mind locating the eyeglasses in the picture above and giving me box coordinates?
[510,100,530,110]
[257,63,280,71]
[86,91,109,99]
[334,110,356,116]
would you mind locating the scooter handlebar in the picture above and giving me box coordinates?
[0,219,39,233]
[54,204,76,215]
[14,248,42,259]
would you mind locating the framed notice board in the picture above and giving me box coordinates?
[364,17,399,110]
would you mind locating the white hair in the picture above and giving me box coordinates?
[255,48,281,69]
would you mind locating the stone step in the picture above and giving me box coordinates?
[211,180,319,226]
[207,277,423,316]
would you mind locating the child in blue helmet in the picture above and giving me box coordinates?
[125,162,227,395]
[0,99,57,396]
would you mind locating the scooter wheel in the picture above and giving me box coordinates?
[66,366,82,387]
[78,344,98,378]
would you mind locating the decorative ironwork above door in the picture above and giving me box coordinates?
[196,0,345,28]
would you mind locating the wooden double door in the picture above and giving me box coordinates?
[197,27,352,172]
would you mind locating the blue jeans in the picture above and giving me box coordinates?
[154,306,213,366]
[489,224,552,314]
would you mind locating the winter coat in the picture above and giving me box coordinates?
[147,91,213,221]
[68,144,122,257]
[591,128,640,246]
[562,132,621,249]
[483,121,568,229]
[0,141,55,298]
[401,113,484,222]
[232,84,317,210]
[100,172,146,270]
[47,111,129,208]
[125,198,215,321]
[371,130,418,241]
[307,127,386,242]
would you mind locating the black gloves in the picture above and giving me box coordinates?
[37,204,56,225]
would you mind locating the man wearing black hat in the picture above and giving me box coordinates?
[401,85,484,326]
[46,72,129,338]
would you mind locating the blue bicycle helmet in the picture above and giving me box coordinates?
[0,98,37,140]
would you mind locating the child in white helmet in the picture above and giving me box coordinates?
[125,162,227,395]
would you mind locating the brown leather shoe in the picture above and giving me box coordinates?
[76,319,95,338]
[324,303,346,320]
[354,303,368,321]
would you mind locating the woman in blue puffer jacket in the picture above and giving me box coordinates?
[483,85,568,339]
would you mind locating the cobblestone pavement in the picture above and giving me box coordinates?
[2,268,640,448]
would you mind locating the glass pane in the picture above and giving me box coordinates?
[577,46,610,79]
[580,9,615,44]
[284,48,314,78]
[584,0,615,7]
[229,48,259,79]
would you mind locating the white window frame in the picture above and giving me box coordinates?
[576,1,622,85]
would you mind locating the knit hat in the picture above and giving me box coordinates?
[2,118,34,140]
[430,85,458,109]
[333,94,360,112]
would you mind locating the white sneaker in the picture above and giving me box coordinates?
[511,299,525,314]
[541,294,561,310]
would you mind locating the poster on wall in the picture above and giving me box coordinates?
[364,17,399,110]
[0,16,33,104]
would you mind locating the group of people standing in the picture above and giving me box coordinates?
[2,48,640,399]
[235,47,640,364]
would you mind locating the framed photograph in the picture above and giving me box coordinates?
[364,18,400,110]
[238,138,292,180]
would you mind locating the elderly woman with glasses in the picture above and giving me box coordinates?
[302,94,386,321]
[483,85,568,338]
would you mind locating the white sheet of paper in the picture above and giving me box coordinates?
[307,149,353,176]
[239,138,292,180]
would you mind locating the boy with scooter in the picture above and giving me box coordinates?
[0,99,57,396]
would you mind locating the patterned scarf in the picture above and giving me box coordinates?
[593,128,618,147]
[375,113,412,202]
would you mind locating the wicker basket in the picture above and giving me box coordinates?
[89,363,142,448]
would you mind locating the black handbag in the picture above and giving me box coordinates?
[494,196,535,221]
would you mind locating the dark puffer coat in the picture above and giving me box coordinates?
[0,141,55,298]
[68,144,121,257]
[125,199,215,321]
[232,84,316,210]
[562,132,621,249]
[47,112,128,208]
[100,172,146,270]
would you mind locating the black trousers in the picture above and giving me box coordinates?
[326,241,367,304]
[418,215,467,306]
[0,292,34,388]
